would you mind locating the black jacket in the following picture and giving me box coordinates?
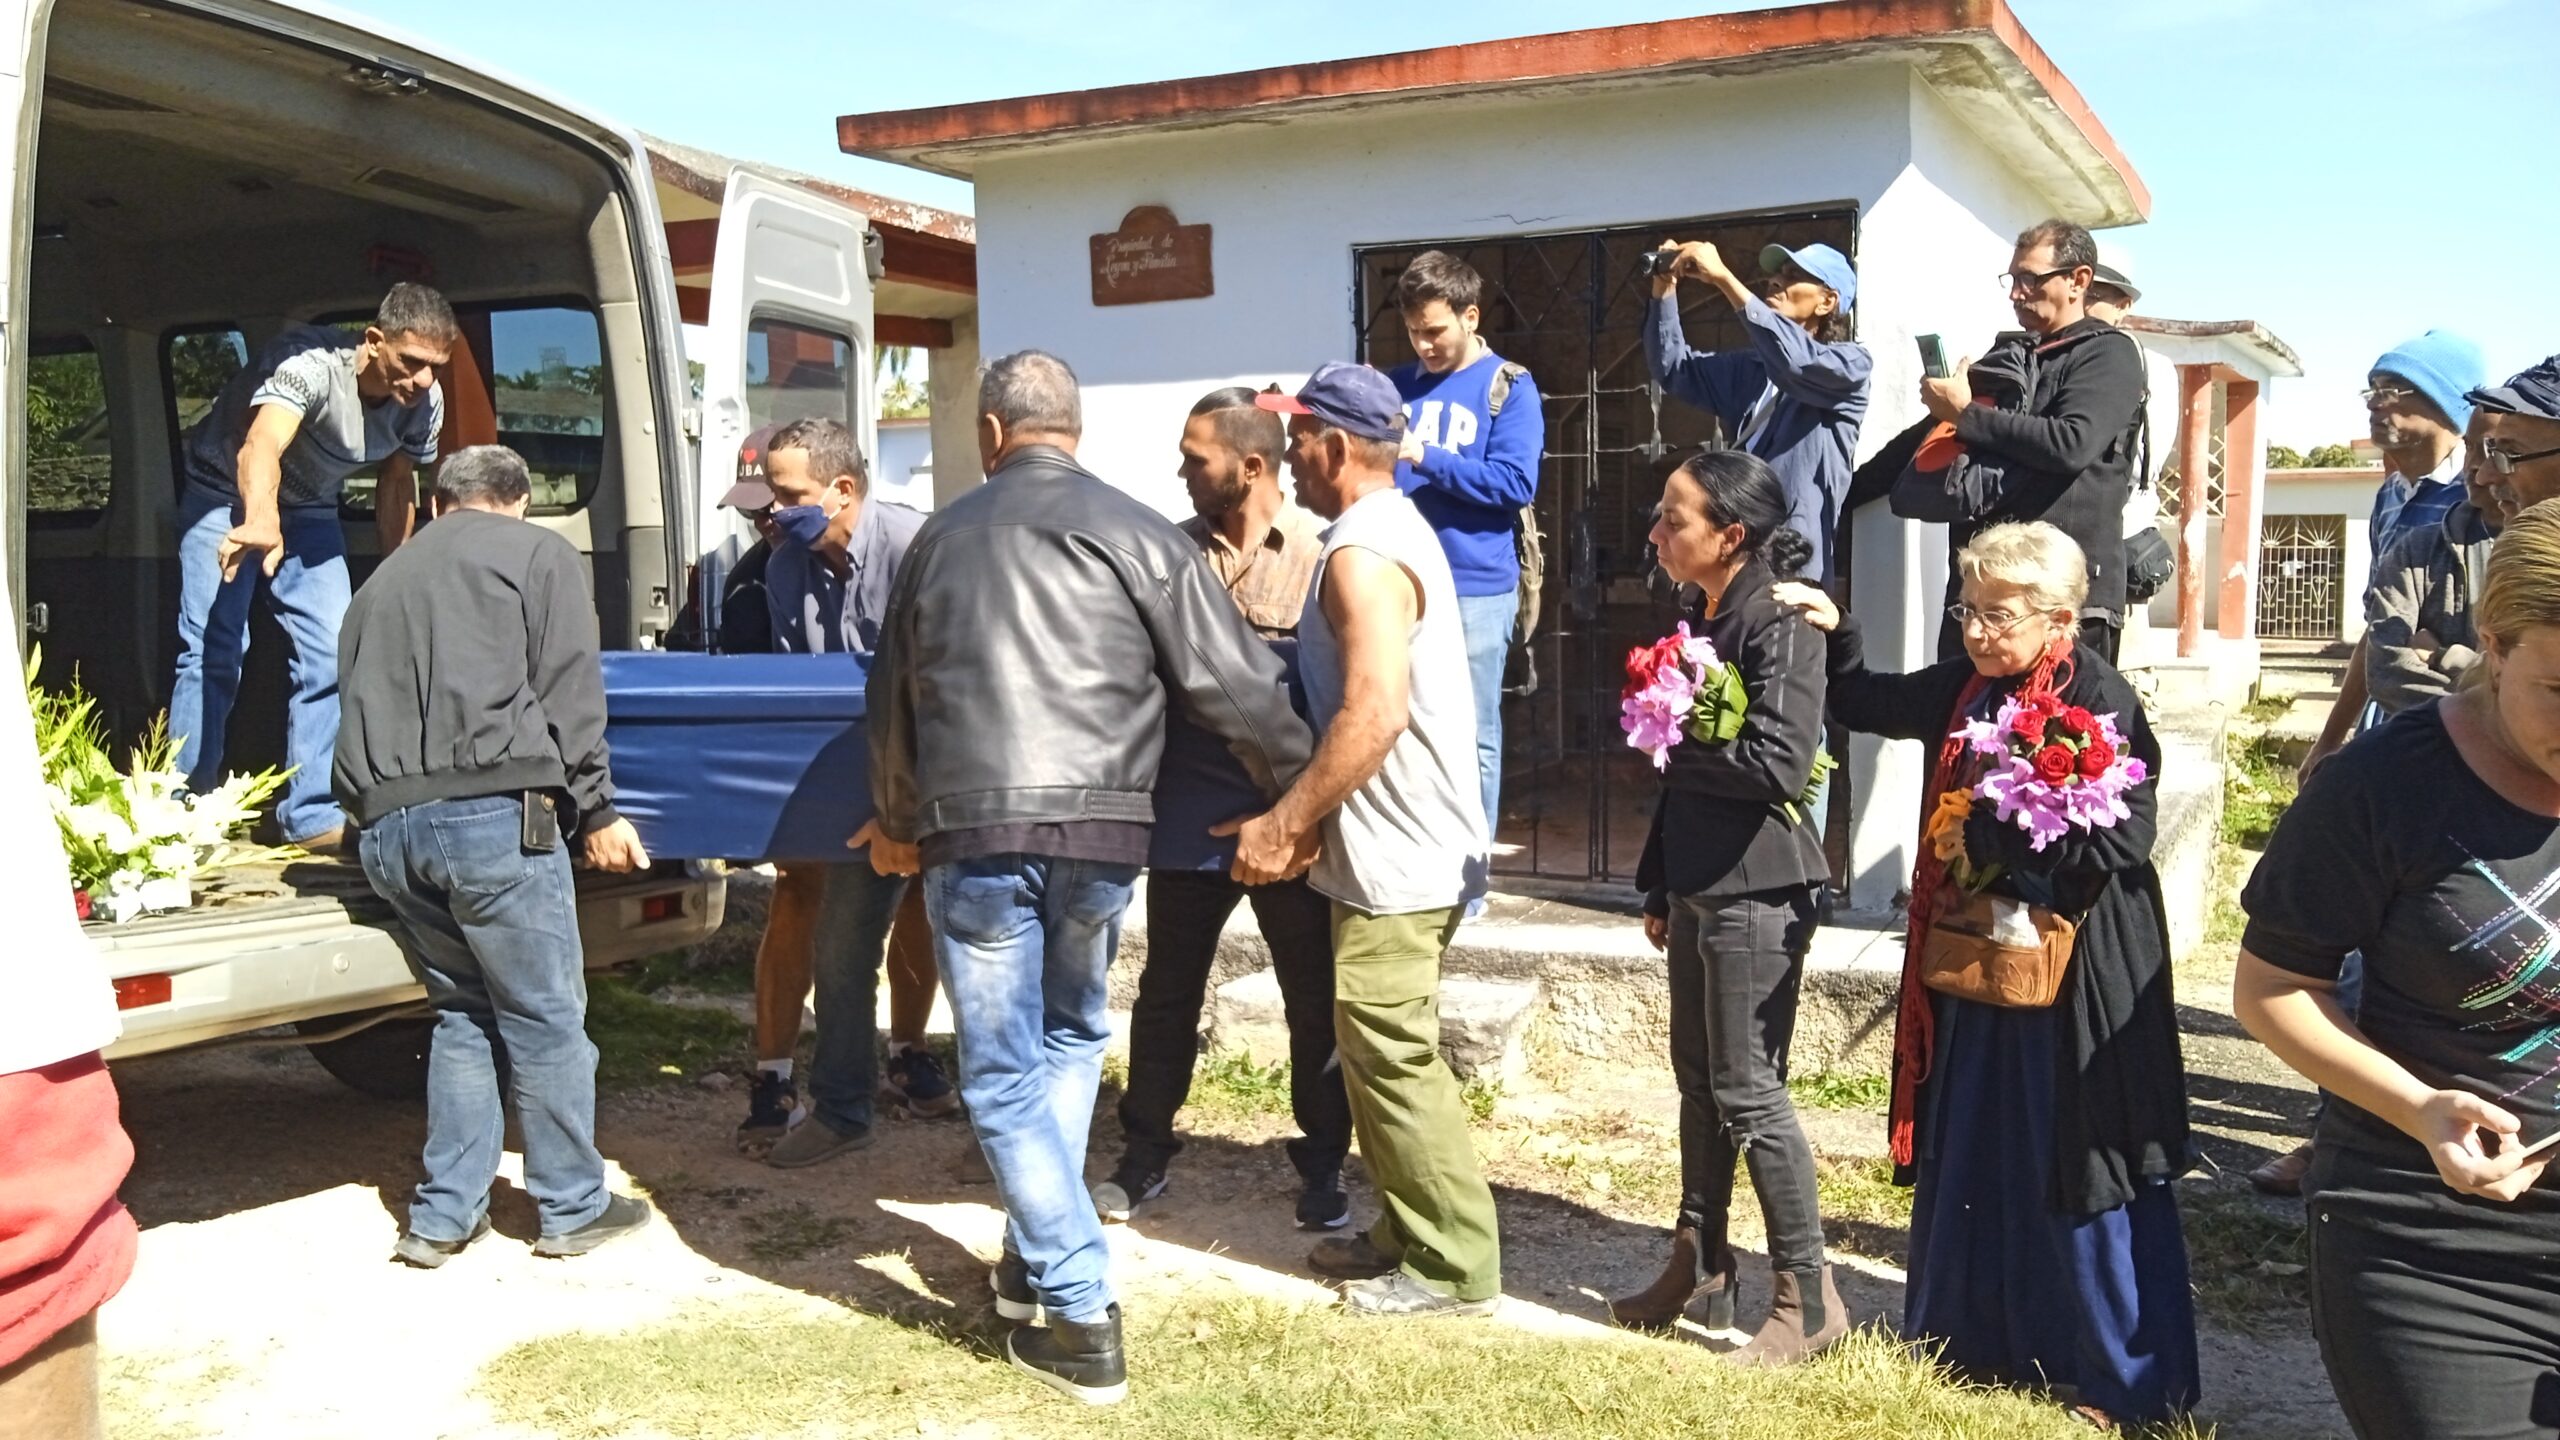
[1948,318,2147,618]
[1824,615,2192,1215]
[334,508,618,832]
[1636,556,1829,908]
[668,541,776,655]
[867,445,1312,844]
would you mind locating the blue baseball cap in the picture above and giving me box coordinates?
[1759,242,1857,311]
[2470,355,2560,423]
[1256,361,1405,443]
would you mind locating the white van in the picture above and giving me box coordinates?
[4,0,881,1095]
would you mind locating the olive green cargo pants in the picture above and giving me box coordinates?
[1330,902,1501,1301]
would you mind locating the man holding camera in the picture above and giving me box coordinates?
[1918,219,2147,662]
[1645,240,1871,586]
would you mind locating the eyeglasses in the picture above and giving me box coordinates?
[2482,438,2560,477]
[1999,267,2073,295]
[1947,602,2042,637]
[2360,384,2418,406]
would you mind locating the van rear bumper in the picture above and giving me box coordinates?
[99,869,727,1061]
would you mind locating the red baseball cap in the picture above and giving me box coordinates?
[717,423,781,510]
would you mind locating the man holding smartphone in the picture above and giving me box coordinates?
[336,445,655,1268]
[1645,238,1871,587]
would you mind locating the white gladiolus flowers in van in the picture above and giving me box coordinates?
[31,655,288,923]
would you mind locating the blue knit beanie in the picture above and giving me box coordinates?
[2371,330,2487,432]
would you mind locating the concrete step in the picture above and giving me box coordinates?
[1208,967,1543,1085]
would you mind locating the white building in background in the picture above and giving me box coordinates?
[837,0,2151,909]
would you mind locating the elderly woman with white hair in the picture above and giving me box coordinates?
[1776,521,2198,1429]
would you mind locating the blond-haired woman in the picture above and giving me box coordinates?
[2238,499,2560,1439]
[1777,520,2197,1428]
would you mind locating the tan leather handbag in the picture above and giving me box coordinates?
[1918,885,2076,1008]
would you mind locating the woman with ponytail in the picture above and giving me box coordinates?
[1775,520,2197,1427]
[1610,451,1844,1365]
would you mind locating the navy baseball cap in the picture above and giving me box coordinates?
[2470,355,2560,422]
[1759,242,1857,311]
[1256,361,1405,443]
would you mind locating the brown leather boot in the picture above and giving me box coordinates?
[1607,1228,1737,1330]
[1729,1266,1849,1366]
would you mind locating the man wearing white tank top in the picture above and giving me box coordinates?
[1218,363,1500,1318]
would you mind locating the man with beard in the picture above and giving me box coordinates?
[1092,388,1353,1231]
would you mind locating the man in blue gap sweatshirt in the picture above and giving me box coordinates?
[1644,239,1870,588]
[1387,250,1546,856]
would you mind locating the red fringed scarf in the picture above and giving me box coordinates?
[1887,639,2076,1166]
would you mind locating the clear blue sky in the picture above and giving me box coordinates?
[330,0,2555,448]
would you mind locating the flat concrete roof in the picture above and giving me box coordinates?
[836,0,2147,226]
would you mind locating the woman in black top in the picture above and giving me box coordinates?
[2238,500,2560,1440]
[1610,451,1842,1365]
[1777,520,2196,1428]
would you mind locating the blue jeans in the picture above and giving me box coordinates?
[1453,588,1515,841]
[357,794,607,1241]
[171,491,350,842]
[924,852,1138,1323]
[809,860,911,1136]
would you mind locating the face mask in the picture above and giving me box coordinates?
[769,503,831,551]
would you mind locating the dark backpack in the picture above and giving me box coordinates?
[1487,360,1545,696]
[2124,526,2175,603]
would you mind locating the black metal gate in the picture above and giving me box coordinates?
[1355,207,1856,881]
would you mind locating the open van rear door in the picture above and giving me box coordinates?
[694,169,879,566]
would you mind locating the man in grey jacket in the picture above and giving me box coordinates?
[861,351,1310,1406]
[336,445,652,1269]
[2364,417,2499,714]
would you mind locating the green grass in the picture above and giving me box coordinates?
[1185,1049,1296,1123]
[627,946,757,996]
[2221,729,2298,850]
[1789,1070,1892,1110]
[2239,692,2292,726]
[480,1294,2210,1440]
[1462,1075,1504,1122]
[2179,1182,2310,1330]
[587,974,750,1088]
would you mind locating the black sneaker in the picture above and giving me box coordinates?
[1006,1304,1127,1406]
[1296,1171,1352,1231]
[990,1249,1039,1323]
[1090,1161,1168,1223]
[735,1072,796,1154]
[531,1193,652,1258]
[392,1213,491,1269]
[882,1047,962,1119]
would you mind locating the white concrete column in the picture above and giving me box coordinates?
[926,312,983,507]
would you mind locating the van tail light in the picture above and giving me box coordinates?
[114,974,172,1010]
[640,893,686,924]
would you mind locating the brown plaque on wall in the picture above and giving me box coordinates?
[1090,206,1213,306]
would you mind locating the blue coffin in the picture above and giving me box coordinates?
[601,651,871,863]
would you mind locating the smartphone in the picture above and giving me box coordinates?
[521,791,560,854]
[1917,333,1951,380]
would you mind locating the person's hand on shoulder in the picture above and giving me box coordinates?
[1769,581,1840,631]
[584,818,650,873]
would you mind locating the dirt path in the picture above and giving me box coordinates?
[99,896,2343,1439]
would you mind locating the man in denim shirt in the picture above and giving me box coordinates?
[751,417,939,1170]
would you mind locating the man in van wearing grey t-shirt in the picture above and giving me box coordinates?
[1227,363,1500,1320]
[171,282,454,849]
